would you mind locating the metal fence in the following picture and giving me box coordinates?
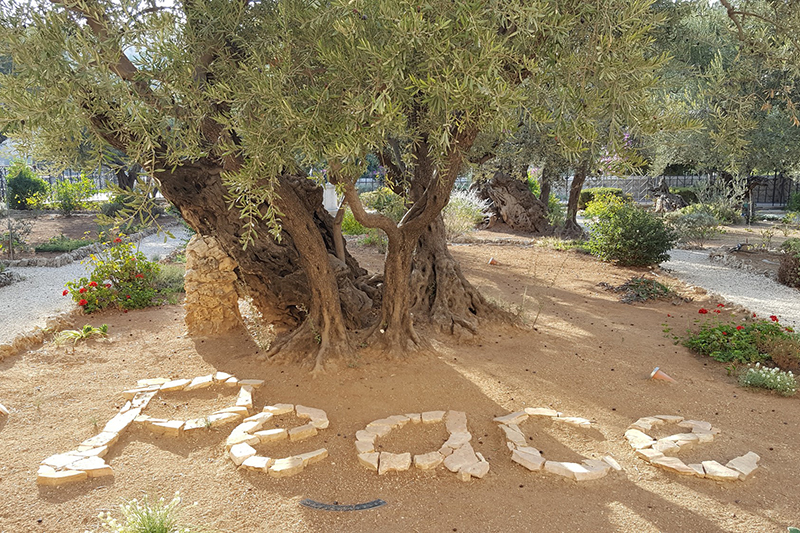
[553,174,800,207]
[0,166,118,202]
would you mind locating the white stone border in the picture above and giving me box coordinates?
[225,403,329,478]
[497,408,620,482]
[625,415,760,481]
[37,373,262,486]
[355,410,490,481]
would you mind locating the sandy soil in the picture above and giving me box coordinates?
[0,230,798,533]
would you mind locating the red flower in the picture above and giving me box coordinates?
[79,287,87,294]
[105,283,112,288]
[736,325,744,331]
[752,312,757,317]
[698,308,708,314]
[78,299,88,306]
[770,315,779,322]
[126,295,131,299]
[135,274,144,279]
[89,281,98,287]
[713,309,721,314]
[787,327,795,333]
[667,314,672,317]
[114,237,122,243]
[722,331,727,335]
[717,303,724,307]
[62,289,69,296]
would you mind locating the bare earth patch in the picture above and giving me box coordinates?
[0,232,798,532]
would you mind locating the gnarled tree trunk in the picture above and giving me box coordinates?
[562,158,590,238]
[475,172,553,234]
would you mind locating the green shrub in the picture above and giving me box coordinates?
[683,316,797,364]
[679,202,740,225]
[669,187,698,205]
[739,363,797,396]
[586,194,676,266]
[358,228,388,253]
[6,160,48,210]
[96,492,197,533]
[579,187,625,210]
[341,207,366,235]
[64,238,161,313]
[34,234,94,253]
[360,187,406,222]
[783,212,800,227]
[787,191,800,213]
[152,264,185,295]
[666,209,722,247]
[52,174,96,215]
[443,189,489,240]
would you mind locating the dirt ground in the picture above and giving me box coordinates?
[1,222,799,533]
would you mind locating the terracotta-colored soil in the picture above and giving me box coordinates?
[0,228,798,532]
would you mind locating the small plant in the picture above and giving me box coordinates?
[341,207,366,235]
[599,276,674,304]
[54,324,109,346]
[35,234,94,253]
[95,492,197,533]
[442,189,489,240]
[64,238,161,312]
[578,187,626,210]
[358,228,388,253]
[52,174,96,215]
[665,209,722,247]
[536,237,591,253]
[684,314,799,365]
[738,363,797,396]
[360,187,406,222]
[586,193,677,266]
[759,226,775,250]
[6,160,48,210]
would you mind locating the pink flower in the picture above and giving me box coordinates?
[698,308,708,314]
[62,289,69,296]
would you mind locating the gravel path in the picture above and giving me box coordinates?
[0,226,192,344]
[663,248,800,328]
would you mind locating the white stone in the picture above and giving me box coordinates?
[524,407,559,417]
[679,419,713,432]
[66,456,113,478]
[213,371,233,382]
[421,411,446,424]
[544,461,588,480]
[131,390,157,409]
[229,442,257,466]
[463,460,490,479]
[206,412,241,427]
[493,411,529,425]
[355,440,375,454]
[185,374,214,391]
[42,453,82,469]
[445,411,468,434]
[184,418,209,433]
[149,420,184,436]
[443,442,479,473]
[160,378,191,392]
[379,452,412,475]
[624,429,655,449]
[72,446,109,459]
[243,412,273,424]
[651,456,696,475]
[297,448,328,466]
[500,424,528,447]
[512,449,545,471]
[414,451,444,470]
[441,432,472,450]
[652,440,681,455]
[78,432,119,450]
[102,408,141,434]
[358,452,380,471]
[226,433,261,450]
[404,413,421,424]
[0,403,10,415]
[241,455,273,471]
[224,377,240,387]
[255,428,288,442]
[288,423,317,441]
[239,379,265,387]
[725,452,760,480]
[555,416,592,428]
[231,420,264,436]
[573,461,609,481]
[37,469,88,486]
[236,385,254,409]
[263,403,294,415]
[215,406,251,417]
[603,456,622,471]
[702,460,743,481]
[295,405,329,429]
[653,415,684,423]
[269,456,305,477]
[636,448,664,462]
[688,463,706,478]
[692,429,716,444]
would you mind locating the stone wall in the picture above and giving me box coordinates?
[183,234,244,336]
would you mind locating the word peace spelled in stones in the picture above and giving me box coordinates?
[34,374,760,486]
